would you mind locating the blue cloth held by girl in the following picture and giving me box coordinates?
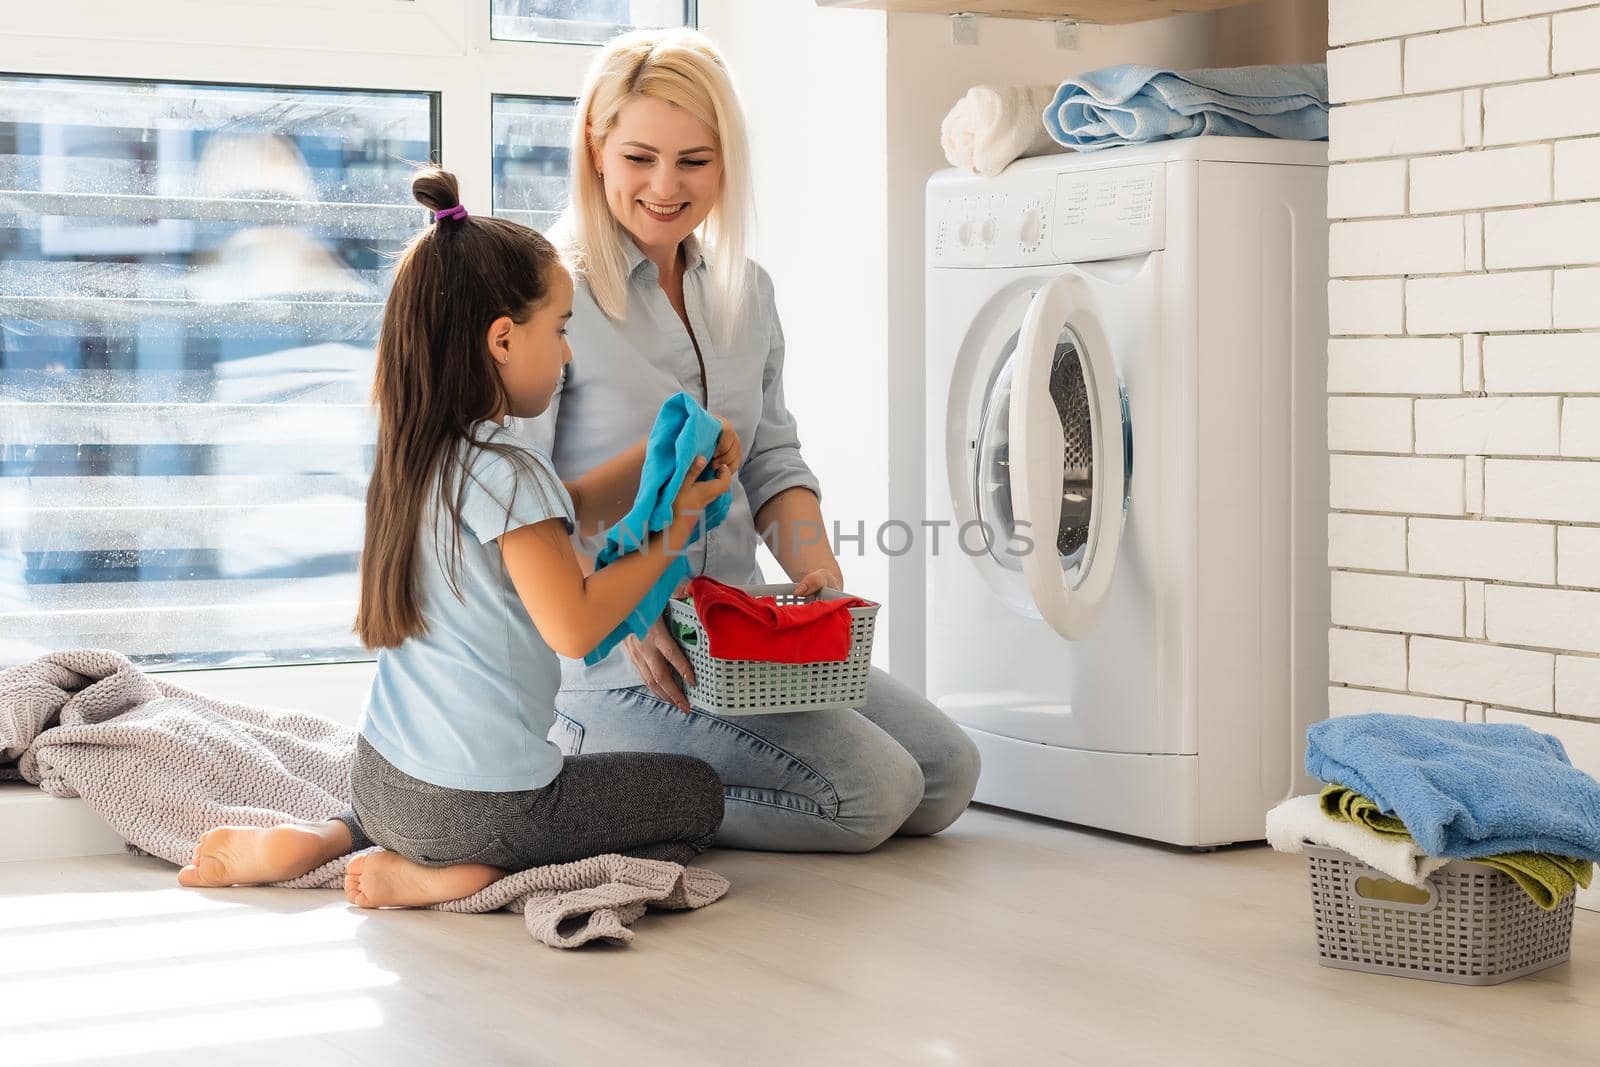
[584,391,732,665]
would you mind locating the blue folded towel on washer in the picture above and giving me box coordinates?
[1043,63,1328,152]
[584,391,731,666]
[1305,713,1600,862]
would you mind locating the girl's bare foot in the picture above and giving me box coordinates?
[178,821,352,887]
[343,850,503,909]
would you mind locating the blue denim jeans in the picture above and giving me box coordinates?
[551,667,981,853]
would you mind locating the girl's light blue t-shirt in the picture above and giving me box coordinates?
[358,420,576,792]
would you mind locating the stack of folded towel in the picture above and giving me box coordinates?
[939,64,1329,177]
[1267,713,1600,909]
[1043,64,1328,153]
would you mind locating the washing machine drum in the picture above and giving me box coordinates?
[975,334,1095,580]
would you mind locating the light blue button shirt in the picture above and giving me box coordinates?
[359,421,576,791]
[520,236,821,691]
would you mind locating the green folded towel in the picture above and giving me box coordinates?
[1474,853,1595,910]
[1319,784,1593,910]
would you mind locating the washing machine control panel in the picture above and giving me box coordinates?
[929,162,1165,267]
[1053,164,1165,261]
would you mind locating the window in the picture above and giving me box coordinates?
[0,74,436,669]
[1,1,655,689]
[492,96,577,231]
[491,0,693,44]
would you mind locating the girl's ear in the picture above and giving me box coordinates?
[587,126,604,177]
[486,316,514,365]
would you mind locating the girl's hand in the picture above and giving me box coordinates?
[672,456,732,527]
[712,416,742,474]
[793,568,843,598]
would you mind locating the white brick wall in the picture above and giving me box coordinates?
[1554,7,1600,70]
[1330,0,1465,46]
[1332,572,1465,635]
[1406,271,1552,334]
[1329,512,1408,569]
[1482,333,1600,392]
[1328,278,1403,333]
[1327,396,1412,452]
[1327,337,1460,392]
[1327,685,1464,719]
[1410,145,1551,212]
[1409,517,1556,582]
[1405,20,1550,94]
[1330,216,1465,277]
[1328,92,1479,162]
[1328,159,1408,217]
[1328,3,1600,870]
[1486,202,1600,268]
[1554,136,1600,198]
[1327,39,1402,102]
[1557,526,1600,586]
[1484,72,1600,142]
[1413,396,1560,455]
[1554,268,1600,326]
[1409,637,1554,711]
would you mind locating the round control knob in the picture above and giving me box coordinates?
[1018,208,1044,248]
[956,219,975,246]
[979,217,998,245]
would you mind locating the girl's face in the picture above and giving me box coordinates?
[590,94,722,254]
[487,265,573,420]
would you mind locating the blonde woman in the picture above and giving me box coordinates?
[524,28,980,852]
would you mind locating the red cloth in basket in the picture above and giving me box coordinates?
[685,577,872,664]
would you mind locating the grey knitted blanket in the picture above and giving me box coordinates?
[0,649,728,948]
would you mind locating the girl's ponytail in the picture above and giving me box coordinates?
[411,168,461,217]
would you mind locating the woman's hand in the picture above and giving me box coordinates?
[793,568,843,598]
[712,416,742,474]
[622,611,696,713]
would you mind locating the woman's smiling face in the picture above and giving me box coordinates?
[590,94,722,253]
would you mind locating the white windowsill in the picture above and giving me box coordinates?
[153,661,376,728]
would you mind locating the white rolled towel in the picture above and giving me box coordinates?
[1265,794,1449,888]
[940,84,1062,177]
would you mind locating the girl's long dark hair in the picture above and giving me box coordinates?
[355,167,564,649]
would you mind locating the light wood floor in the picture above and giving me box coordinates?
[4,805,1599,1066]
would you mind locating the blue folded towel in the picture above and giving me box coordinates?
[1305,713,1600,861]
[1043,63,1328,153]
[584,391,732,666]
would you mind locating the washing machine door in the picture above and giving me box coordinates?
[1007,271,1129,641]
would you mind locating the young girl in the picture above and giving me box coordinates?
[178,167,736,909]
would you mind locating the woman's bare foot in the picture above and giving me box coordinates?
[178,821,352,887]
[343,850,502,909]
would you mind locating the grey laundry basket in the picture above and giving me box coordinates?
[1304,844,1575,985]
[666,583,879,716]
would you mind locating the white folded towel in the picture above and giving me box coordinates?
[940,84,1061,177]
[1265,794,1449,888]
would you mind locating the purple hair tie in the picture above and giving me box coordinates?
[432,205,468,222]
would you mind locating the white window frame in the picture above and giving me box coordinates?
[0,0,628,716]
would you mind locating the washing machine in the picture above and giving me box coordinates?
[925,137,1329,848]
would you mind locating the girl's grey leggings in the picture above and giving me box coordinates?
[333,735,723,870]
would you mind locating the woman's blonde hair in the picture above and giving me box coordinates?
[557,27,753,348]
